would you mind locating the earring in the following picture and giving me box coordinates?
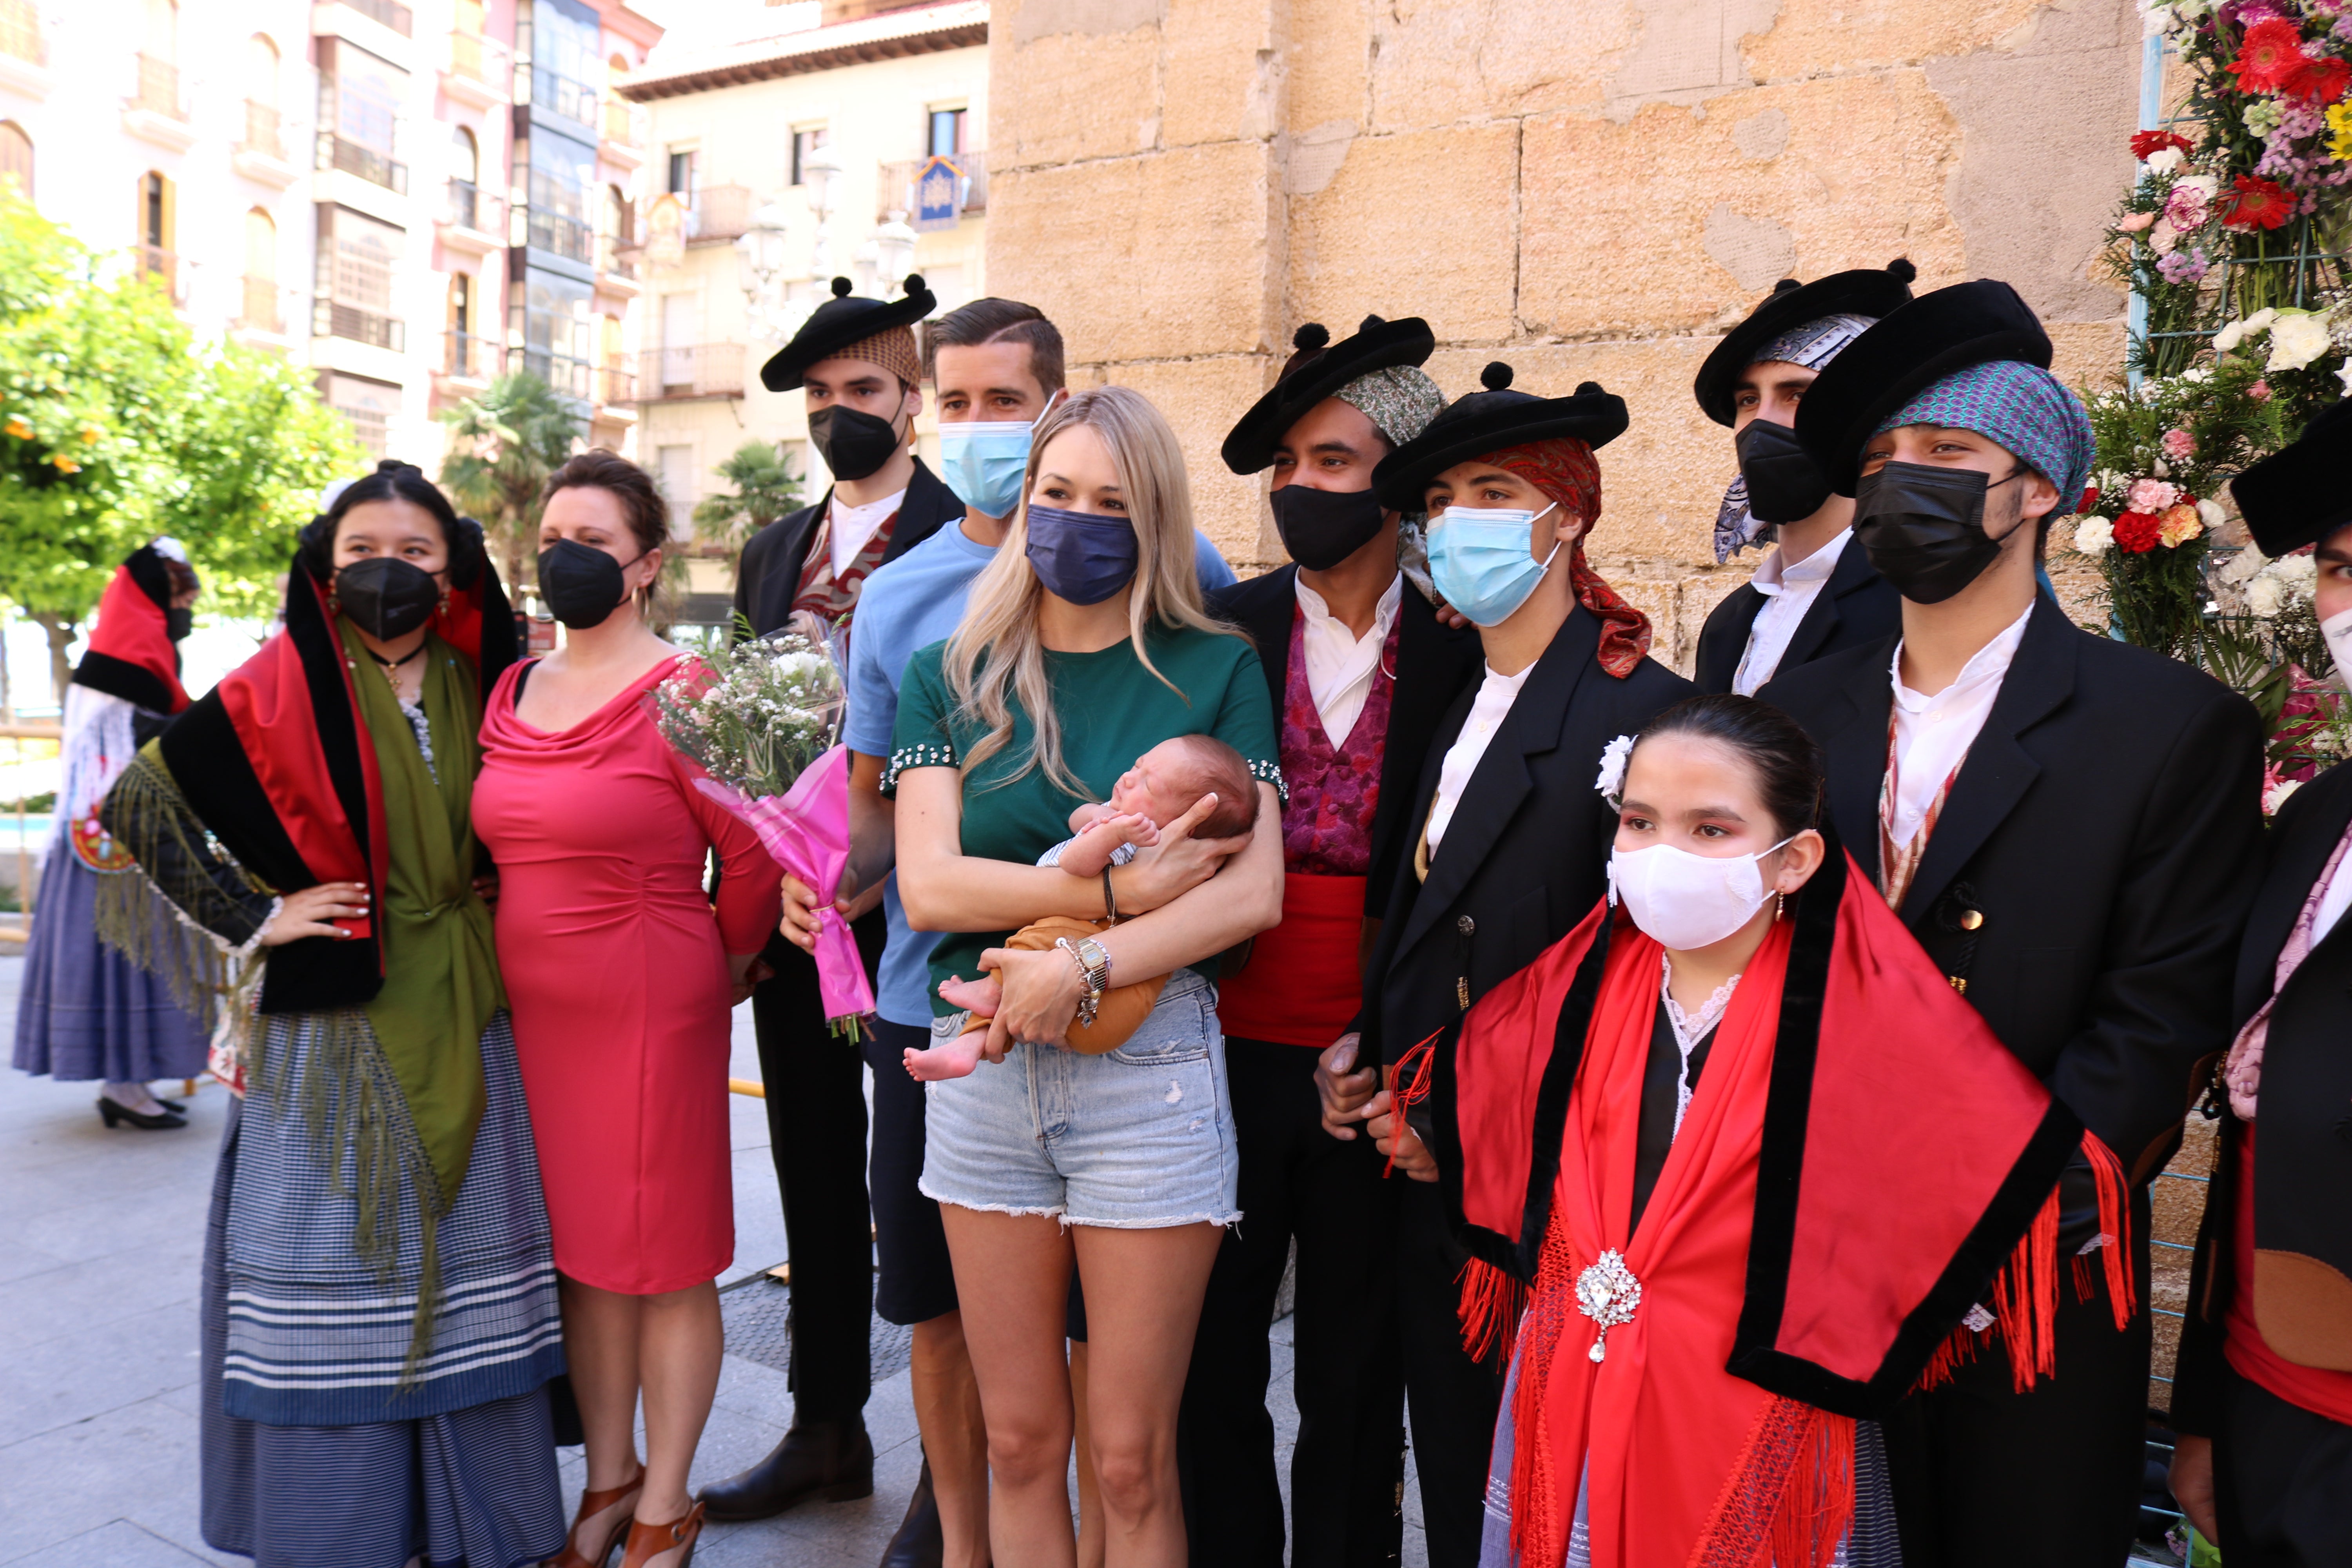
[1775,891,1785,920]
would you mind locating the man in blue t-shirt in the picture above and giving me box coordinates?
[777,297,1236,1565]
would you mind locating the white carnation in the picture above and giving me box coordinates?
[2267,312,2332,373]
[2247,576,2283,618]
[2073,516,2115,557]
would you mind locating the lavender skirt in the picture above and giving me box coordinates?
[11,846,207,1083]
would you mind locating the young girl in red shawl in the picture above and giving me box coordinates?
[1375,695,2085,1567]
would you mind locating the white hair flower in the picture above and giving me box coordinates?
[1595,733,1634,805]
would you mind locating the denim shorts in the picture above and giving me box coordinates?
[918,968,1240,1229]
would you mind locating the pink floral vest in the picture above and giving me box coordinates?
[1278,606,1397,877]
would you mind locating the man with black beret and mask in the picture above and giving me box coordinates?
[2169,398,2352,1568]
[703,274,949,1522]
[1184,316,1481,1568]
[1757,280,2265,1567]
[1690,261,1911,694]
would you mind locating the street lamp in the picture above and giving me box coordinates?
[874,209,917,295]
[801,146,842,282]
[734,200,797,342]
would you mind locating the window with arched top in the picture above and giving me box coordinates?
[241,208,278,332]
[0,121,30,200]
[244,35,281,156]
[452,124,478,186]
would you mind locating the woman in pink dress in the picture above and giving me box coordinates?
[473,450,781,1568]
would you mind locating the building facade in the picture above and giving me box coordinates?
[980,0,2145,671]
[616,0,988,623]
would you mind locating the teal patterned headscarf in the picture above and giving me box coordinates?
[1870,360,2095,508]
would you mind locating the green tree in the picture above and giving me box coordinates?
[436,370,581,592]
[690,439,803,554]
[0,194,357,695]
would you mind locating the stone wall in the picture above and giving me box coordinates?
[982,0,2143,670]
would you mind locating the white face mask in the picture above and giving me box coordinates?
[1607,835,1795,951]
[2324,604,2352,684]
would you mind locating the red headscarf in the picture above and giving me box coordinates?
[1486,438,1652,679]
[76,554,189,713]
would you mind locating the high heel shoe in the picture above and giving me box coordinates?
[96,1098,186,1131]
[551,1465,645,1568]
[619,1501,703,1568]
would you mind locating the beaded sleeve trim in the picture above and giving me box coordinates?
[882,739,958,795]
[1248,756,1289,806]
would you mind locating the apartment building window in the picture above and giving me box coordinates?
[135,171,176,298]
[0,2,42,69]
[244,34,281,158]
[450,0,487,82]
[324,372,397,459]
[656,445,693,538]
[135,0,180,118]
[316,206,405,351]
[790,127,826,186]
[0,122,29,199]
[450,124,481,229]
[449,272,490,378]
[927,108,965,159]
[526,131,593,264]
[666,148,696,197]
[241,207,278,332]
[514,272,592,400]
[525,0,598,133]
[320,40,409,193]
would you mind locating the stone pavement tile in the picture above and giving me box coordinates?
[0,1396,225,1567]
[749,1416,924,1566]
[0,1244,206,1353]
[5,1519,212,1568]
[0,1301,204,1447]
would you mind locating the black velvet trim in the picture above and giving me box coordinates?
[282,564,374,881]
[71,650,176,714]
[1434,908,1619,1285]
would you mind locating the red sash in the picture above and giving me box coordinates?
[1215,870,1366,1047]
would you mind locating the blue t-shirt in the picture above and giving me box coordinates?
[847,521,1238,1026]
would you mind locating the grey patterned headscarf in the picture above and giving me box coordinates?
[1334,365,1448,601]
[1713,311,1880,562]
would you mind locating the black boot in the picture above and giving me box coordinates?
[696,1419,875,1522]
[878,1458,942,1568]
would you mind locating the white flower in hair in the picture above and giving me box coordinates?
[1594,733,1634,806]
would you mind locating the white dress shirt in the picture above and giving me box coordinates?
[1296,572,1401,746]
[1732,528,1853,697]
[1425,661,1535,853]
[1885,603,2035,849]
[829,486,907,575]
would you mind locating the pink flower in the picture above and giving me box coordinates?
[2161,427,2196,459]
[2120,210,2158,232]
[2252,379,2274,401]
[2164,181,2212,229]
[2128,476,2181,511]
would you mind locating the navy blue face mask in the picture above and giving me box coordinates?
[1024,503,1140,606]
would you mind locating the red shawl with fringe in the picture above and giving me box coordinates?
[1429,849,2098,1568]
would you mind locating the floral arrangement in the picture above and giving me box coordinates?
[650,621,844,800]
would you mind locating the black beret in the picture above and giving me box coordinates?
[2233,399,2352,557]
[1792,279,2053,495]
[1220,314,1437,474]
[1370,363,1629,512]
[1690,259,1916,426]
[758,274,938,392]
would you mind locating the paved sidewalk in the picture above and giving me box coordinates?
[0,955,1428,1566]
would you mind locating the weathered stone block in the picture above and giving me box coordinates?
[986,141,1279,363]
[1096,352,1279,563]
[1163,0,1280,148]
[1289,122,1518,343]
[1742,0,2046,83]
[1283,0,1369,135]
[992,12,1163,171]
[1519,74,1967,339]
[1365,0,1629,133]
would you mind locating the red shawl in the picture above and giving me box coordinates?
[74,554,189,713]
[1430,849,2082,1568]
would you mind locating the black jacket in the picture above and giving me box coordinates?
[1358,607,1692,1067]
[732,457,964,637]
[1207,565,1483,911]
[2174,759,2352,1434]
[1692,537,1903,696]
[1759,595,2265,1185]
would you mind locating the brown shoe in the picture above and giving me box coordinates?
[620,1501,704,1568]
[549,1463,644,1568]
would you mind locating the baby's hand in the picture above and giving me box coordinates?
[1057,811,1162,879]
[936,972,1002,1017]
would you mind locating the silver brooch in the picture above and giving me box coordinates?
[1576,1249,1642,1363]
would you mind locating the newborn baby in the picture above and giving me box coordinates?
[905,734,1262,1082]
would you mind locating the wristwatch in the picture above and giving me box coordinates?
[1057,935,1113,1028]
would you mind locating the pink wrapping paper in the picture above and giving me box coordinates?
[695,743,875,1029]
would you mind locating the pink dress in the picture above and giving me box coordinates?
[472,655,781,1294]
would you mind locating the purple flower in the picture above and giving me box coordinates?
[2222,0,2288,22]
[2158,247,2211,284]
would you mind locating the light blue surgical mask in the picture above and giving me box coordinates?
[938,419,1035,519]
[1427,501,1560,627]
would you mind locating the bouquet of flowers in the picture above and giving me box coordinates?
[650,614,874,1036]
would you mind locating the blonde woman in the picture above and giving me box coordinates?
[889,386,1285,1566]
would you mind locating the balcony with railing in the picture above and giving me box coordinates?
[237,275,284,335]
[596,361,635,408]
[439,181,503,256]
[134,246,183,306]
[324,300,405,352]
[124,53,197,150]
[443,29,504,107]
[526,207,592,265]
[241,101,283,160]
[327,134,408,194]
[344,0,412,36]
[684,185,753,245]
[510,345,593,403]
[634,344,744,402]
[0,0,44,65]
[530,67,596,132]
[876,154,987,223]
[443,329,497,384]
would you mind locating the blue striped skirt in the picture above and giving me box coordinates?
[200,1008,567,1568]
[11,846,207,1083]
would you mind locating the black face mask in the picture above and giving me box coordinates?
[1734,417,1835,526]
[165,606,193,642]
[1853,461,2025,605]
[335,557,443,640]
[537,538,643,629]
[1269,483,1388,572]
[807,404,906,483]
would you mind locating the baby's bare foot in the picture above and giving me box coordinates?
[904,1036,985,1082]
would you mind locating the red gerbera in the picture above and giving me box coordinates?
[2078,485,2102,514]
[2285,53,2352,106]
[2113,510,2164,553]
[2131,129,2193,160]
[2221,174,2298,230]
[2229,18,2311,96]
